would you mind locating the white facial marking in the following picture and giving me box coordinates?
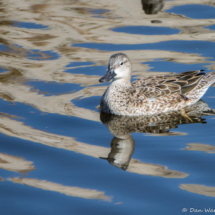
[114,67,127,79]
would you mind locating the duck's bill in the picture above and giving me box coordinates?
[99,157,115,162]
[99,68,116,83]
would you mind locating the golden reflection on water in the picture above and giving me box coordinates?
[180,184,215,197]
[184,143,215,153]
[0,0,215,204]
[0,153,35,173]
[10,178,112,201]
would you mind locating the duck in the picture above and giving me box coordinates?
[99,53,215,117]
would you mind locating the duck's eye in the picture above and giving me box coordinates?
[120,62,124,65]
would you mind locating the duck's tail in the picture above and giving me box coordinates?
[201,71,215,88]
[186,71,215,104]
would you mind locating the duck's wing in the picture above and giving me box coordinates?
[132,70,205,99]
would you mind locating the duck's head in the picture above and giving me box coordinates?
[99,53,132,83]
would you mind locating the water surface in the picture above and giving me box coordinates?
[0,1,215,215]
[112,26,180,35]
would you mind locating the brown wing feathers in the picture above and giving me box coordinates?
[159,70,205,96]
[168,71,204,94]
[132,70,205,99]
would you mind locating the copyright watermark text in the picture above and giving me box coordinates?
[182,208,215,213]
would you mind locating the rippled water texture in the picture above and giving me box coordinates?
[0,0,215,214]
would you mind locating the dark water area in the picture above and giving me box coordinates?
[1,1,215,215]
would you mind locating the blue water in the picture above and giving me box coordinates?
[72,96,101,111]
[87,9,109,18]
[205,24,215,31]
[0,43,59,60]
[166,4,215,19]
[11,21,49,29]
[24,80,83,96]
[1,2,215,215]
[145,60,211,73]
[0,43,8,51]
[27,49,60,60]
[66,62,94,67]
[0,68,7,73]
[112,26,180,35]
[73,40,215,61]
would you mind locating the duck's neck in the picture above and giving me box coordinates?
[111,78,132,88]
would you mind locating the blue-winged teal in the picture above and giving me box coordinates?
[99,53,215,116]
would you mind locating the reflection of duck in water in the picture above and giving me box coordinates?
[99,53,215,117]
[100,136,134,171]
[100,100,215,170]
[141,0,164,14]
